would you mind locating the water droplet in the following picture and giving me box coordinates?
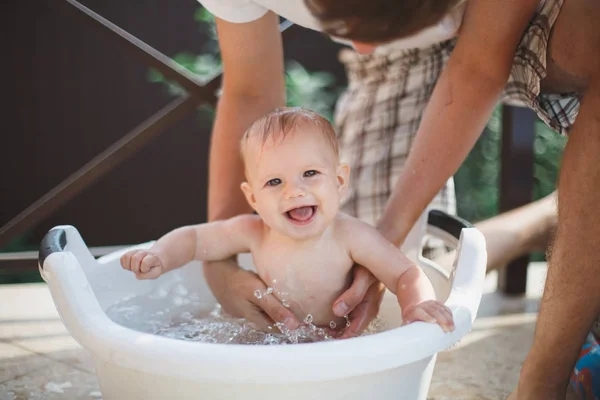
[174,284,188,296]
[329,321,336,329]
[253,290,262,299]
[272,279,277,284]
[344,315,351,327]
[44,381,72,394]
[282,299,290,308]
[180,312,193,320]
[209,304,221,317]
[265,287,274,295]
[104,284,387,345]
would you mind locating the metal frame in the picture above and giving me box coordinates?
[0,0,536,295]
[0,1,296,273]
[497,105,537,294]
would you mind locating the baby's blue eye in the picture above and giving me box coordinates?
[304,170,318,177]
[266,178,282,187]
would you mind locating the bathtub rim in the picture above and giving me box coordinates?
[39,210,487,383]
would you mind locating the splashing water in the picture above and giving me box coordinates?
[106,282,386,345]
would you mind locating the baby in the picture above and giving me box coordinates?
[120,107,455,334]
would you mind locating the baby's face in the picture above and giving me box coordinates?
[241,128,349,240]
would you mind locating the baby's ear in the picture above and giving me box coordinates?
[336,163,350,193]
[240,181,258,211]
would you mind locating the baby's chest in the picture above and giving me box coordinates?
[252,249,353,294]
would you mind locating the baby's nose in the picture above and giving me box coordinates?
[284,184,306,199]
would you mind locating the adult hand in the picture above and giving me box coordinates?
[202,258,301,331]
[332,265,385,339]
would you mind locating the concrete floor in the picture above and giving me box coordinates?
[0,262,569,400]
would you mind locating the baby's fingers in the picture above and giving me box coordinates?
[140,253,161,273]
[136,266,162,280]
[129,250,149,274]
[120,250,136,270]
[404,306,436,325]
[428,302,455,332]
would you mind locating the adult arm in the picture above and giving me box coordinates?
[207,13,285,221]
[376,0,541,247]
[202,13,301,330]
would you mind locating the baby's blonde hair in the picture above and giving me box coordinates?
[240,107,339,163]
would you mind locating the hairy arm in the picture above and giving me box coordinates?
[345,220,436,311]
[200,14,297,329]
[377,0,540,246]
[151,215,261,273]
[208,13,285,221]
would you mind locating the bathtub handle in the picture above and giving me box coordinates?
[427,209,472,239]
[38,228,67,270]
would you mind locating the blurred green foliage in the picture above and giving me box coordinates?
[147,9,342,121]
[454,107,565,224]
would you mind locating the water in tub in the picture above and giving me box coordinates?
[105,278,387,345]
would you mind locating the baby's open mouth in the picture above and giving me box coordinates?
[284,206,317,225]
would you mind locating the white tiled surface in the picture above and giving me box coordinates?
[428,264,547,400]
[0,263,552,400]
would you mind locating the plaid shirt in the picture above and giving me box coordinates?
[335,42,457,230]
[333,0,574,235]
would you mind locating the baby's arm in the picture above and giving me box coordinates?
[343,219,453,331]
[121,214,261,279]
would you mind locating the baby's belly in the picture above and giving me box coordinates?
[260,268,352,329]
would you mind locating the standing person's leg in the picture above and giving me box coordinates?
[516,75,600,398]
[497,0,600,395]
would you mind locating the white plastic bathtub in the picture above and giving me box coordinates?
[38,210,486,400]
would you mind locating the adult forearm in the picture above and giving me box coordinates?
[207,91,284,221]
[378,63,506,246]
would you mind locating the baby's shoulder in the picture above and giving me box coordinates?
[332,212,378,243]
[226,214,265,239]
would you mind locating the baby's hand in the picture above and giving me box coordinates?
[402,300,455,333]
[120,249,165,280]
